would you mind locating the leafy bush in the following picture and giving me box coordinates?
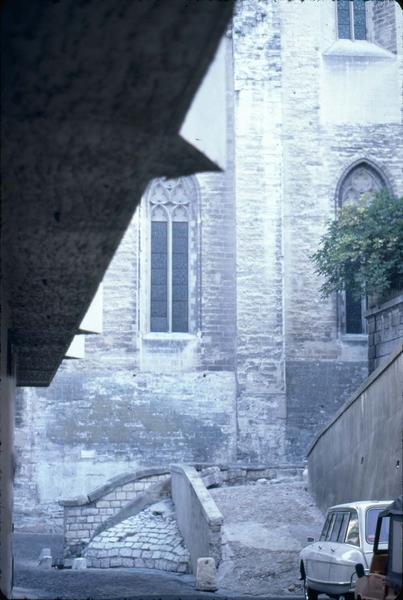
[312,190,403,300]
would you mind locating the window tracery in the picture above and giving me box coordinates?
[144,177,199,333]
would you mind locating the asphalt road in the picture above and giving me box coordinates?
[12,533,304,600]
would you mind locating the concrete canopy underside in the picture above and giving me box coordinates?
[1,0,234,387]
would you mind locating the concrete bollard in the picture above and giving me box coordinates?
[195,557,218,591]
[72,557,87,570]
[38,548,52,569]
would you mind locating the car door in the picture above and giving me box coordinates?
[306,511,336,584]
[329,511,363,585]
[327,511,346,583]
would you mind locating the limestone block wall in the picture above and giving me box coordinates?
[370,0,398,54]
[13,0,403,532]
[278,0,403,462]
[367,294,403,373]
[232,0,287,464]
[14,187,238,531]
[61,469,170,557]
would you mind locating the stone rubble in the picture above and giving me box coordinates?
[211,478,324,596]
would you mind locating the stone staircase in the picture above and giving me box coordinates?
[59,462,319,589]
[84,499,190,573]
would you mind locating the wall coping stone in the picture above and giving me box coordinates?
[59,467,170,506]
[366,292,403,318]
[307,343,403,457]
[191,462,304,471]
[170,464,223,528]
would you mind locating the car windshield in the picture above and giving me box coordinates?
[366,508,390,544]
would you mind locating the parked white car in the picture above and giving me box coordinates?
[300,501,391,600]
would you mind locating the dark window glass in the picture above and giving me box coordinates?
[346,286,363,334]
[172,222,188,332]
[390,517,403,578]
[345,511,360,546]
[353,0,366,40]
[330,512,344,542]
[320,513,332,541]
[150,222,168,332]
[366,509,390,544]
[338,513,351,542]
[325,513,337,541]
[337,0,351,39]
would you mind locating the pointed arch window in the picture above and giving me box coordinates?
[337,162,388,335]
[146,177,199,333]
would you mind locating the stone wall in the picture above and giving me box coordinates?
[367,293,403,373]
[278,0,402,461]
[370,0,398,54]
[13,0,403,531]
[171,464,223,573]
[307,344,403,511]
[232,0,287,463]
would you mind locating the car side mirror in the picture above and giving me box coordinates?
[307,537,315,543]
[355,563,365,578]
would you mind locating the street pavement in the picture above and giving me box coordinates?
[12,532,304,600]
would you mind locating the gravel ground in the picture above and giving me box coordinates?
[211,478,324,597]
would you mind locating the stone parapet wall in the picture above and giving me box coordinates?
[171,464,223,573]
[196,463,304,487]
[367,293,403,373]
[61,468,170,558]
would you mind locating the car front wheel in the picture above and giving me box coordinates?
[303,579,318,600]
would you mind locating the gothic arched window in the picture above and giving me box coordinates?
[337,0,366,41]
[337,162,387,335]
[144,176,200,333]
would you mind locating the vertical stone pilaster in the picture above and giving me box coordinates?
[233,0,287,462]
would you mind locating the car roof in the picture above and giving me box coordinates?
[327,500,392,511]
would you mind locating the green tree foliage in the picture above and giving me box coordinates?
[312,190,403,299]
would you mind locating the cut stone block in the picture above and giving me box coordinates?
[38,556,52,569]
[38,548,52,569]
[38,548,51,561]
[72,557,87,570]
[195,557,218,591]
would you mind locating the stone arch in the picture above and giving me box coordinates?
[335,159,391,209]
[335,160,390,336]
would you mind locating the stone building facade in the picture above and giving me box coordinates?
[14,0,403,531]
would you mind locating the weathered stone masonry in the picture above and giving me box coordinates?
[14,0,403,532]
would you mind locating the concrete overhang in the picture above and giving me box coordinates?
[1,0,234,387]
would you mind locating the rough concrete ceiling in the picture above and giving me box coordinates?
[1,0,234,386]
